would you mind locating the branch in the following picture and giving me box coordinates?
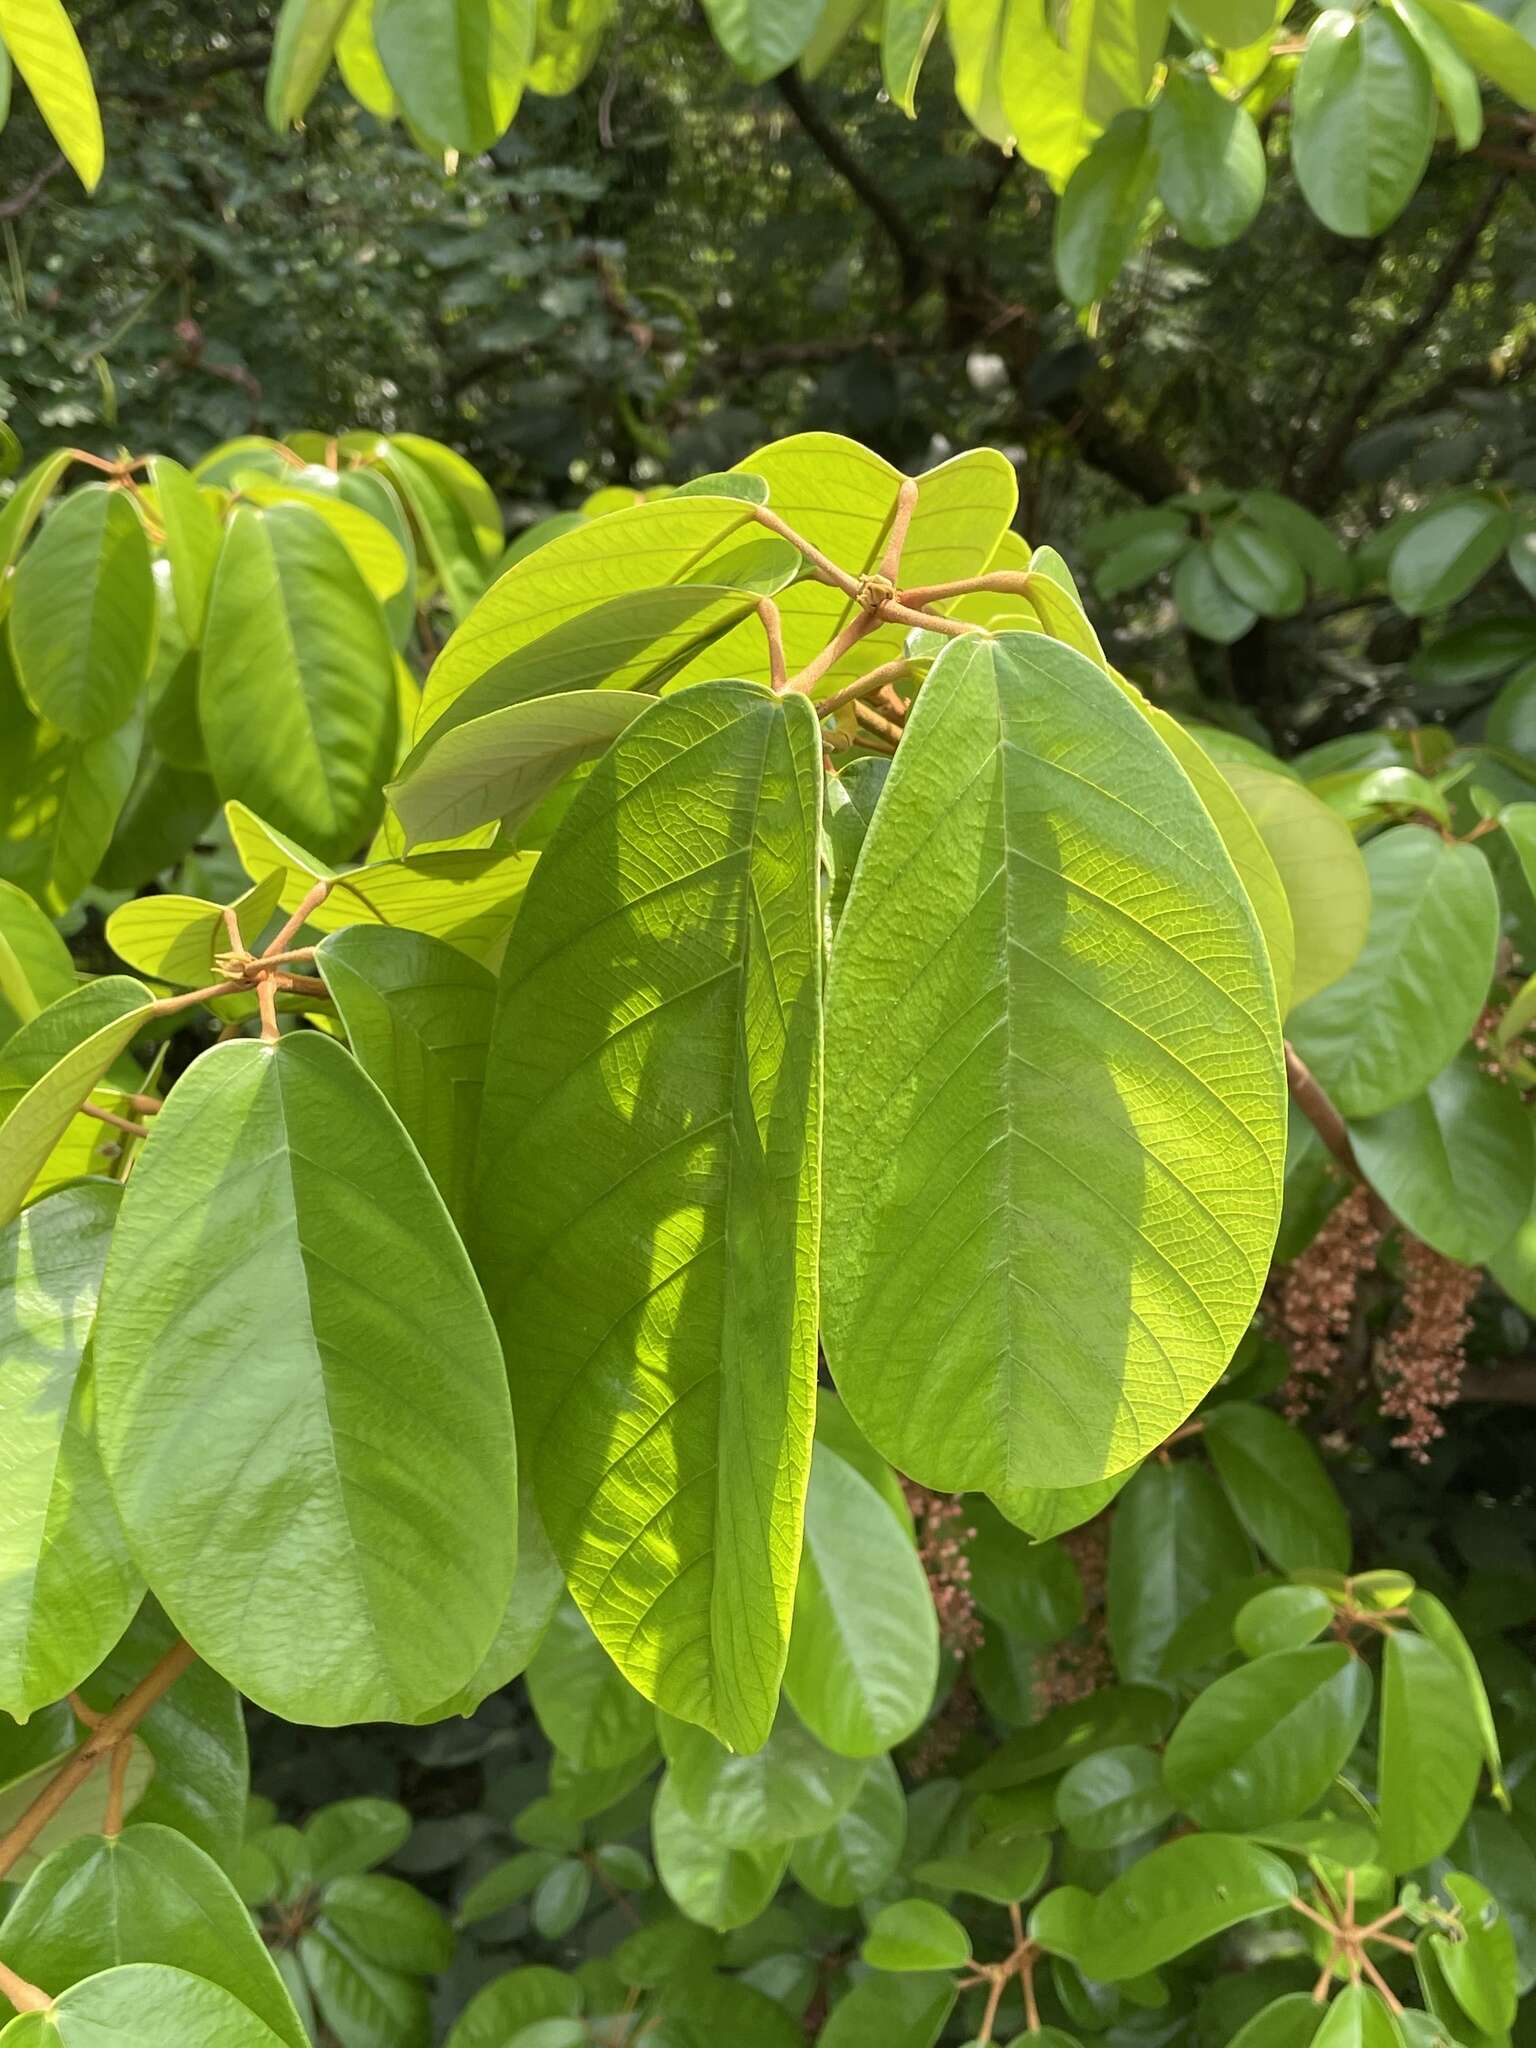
[1285,1044,1363,1180]
[1296,176,1508,508]
[772,67,928,306]
[0,155,66,222]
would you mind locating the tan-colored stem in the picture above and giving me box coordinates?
[104,1739,133,1835]
[815,658,915,719]
[263,879,334,960]
[879,478,919,583]
[258,975,280,1044]
[898,568,1033,606]
[759,597,788,692]
[786,607,883,697]
[880,598,974,638]
[854,700,905,747]
[80,1102,151,1141]
[0,1642,196,1881]
[0,1958,50,2014]
[750,505,861,597]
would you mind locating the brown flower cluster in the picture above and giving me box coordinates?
[901,1481,985,1660]
[1376,1240,1480,1460]
[1032,1515,1112,1714]
[1272,1184,1383,1419]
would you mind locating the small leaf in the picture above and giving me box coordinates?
[1152,69,1266,247]
[883,0,944,113]
[526,1598,655,1772]
[1219,762,1371,1010]
[373,0,536,150]
[1054,110,1157,308]
[1312,1984,1406,2048]
[1210,519,1306,619]
[651,1771,789,1932]
[697,0,823,81]
[1430,1873,1518,2035]
[1203,1401,1352,1572]
[659,1706,865,1849]
[322,1872,454,1975]
[443,1969,581,2048]
[1235,1585,1335,1658]
[1293,8,1435,237]
[1388,497,1513,617]
[305,1798,412,1883]
[914,1828,1052,1905]
[1407,1590,1505,1809]
[1173,542,1257,643]
[265,0,353,130]
[788,1755,906,1908]
[1055,1745,1174,1851]
[863,1899,972,1972]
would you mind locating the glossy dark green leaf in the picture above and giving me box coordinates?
[1430,1873,1517,2035]
[967,1501,1083,1646]
[299,1922,429,2048]
[305,1800,412,1884]
[1378,1628,1483,1872]
[94,1033,517,1724]
[1239,492,1353,597]
[1163,1643,1372,1829]
[1055,1744,1173,1850]
[1173,541,1258,643]
[1150,69,1265,248]
[1288,826,1498,1119]
[1202,1401,1351,1572]
[1235,1585,1335,1658]
[1389,497,1513,617]
[0,1824,306,2045]
[1054,110,1157,307]
[1454,1812,1536,1998]
[1107,1460,1252,1680]
[862,1899,971,1971]
[651,1771,790,1932]
[1407,1590,1504,1807]
[0,1183,141,1720]
[914,1826,1051,1904]
[1350,1051,1535,1265]
[784,1443,939,1758]
[315,925,494,1228]
[822,631,1283,1496]
[0,1963,291,2046]
[969,1685,1174,1791]
[788,1755,906,1908]
[659,1705,864,1848]
[373,0,534,150]
[201,504,395,863]
[475,681,822,1752]
[1077,1834,1293,1980]
[1293,8,1435,236]
[530,1857,591,1940]
[9,486,155,739]
[1210,520,1306,619]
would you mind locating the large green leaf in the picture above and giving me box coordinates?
[863,1899,972,1971]
[783,1444,939,1758]
[1202,1401,1352,1572]
[1350,1051,1535,1264]
[1312,1986,1407,2048]
[1377,1629,1483,1872]
[1288,826,1498,1119]
[373,0,535,150]
[0,1824,306,2046]
[651,1772,790,1932]
[1106,1460,1251,1680]
[660,1703,864,1850]
[407,1486,563,1723]
[443,1969,581,2048]
[526,1598,654,1772]
[1150,68,1265,248]
[1292,8,1435,236]
[997,0,1169,184]
[93,1033,517,1724]
[233,475,409,605]
[1055,1744,1173,1850]
[1077,1834,1294,1979]
[1163,1643,1372,1829]
[0,0,103,189]
[474,681,822,1753]
[201,504,396,863]
[315,925,494,1227]
[0,651,142,916]
[969,1684,1174,1789]
[147,456,223,644]
[1219,762,1370,1010]
[0,1963,291,2046]
[0,1185,142,1721]
[1412,0,1536,106]
[698,0,822,80]
[822,631,1284,1494]
[815,1970,955,2048]
[318,1874,453,1976]
[0,977,155,1225]
[8,485,155,739]
[389,689,654,847]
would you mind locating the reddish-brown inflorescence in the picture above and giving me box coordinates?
[1376,1240,1480,1460]
[902,1480,985,1659]
[1272,1183,1384,1418]
[1031,1516,1112,1713]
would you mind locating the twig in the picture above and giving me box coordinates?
[262,879,334,960]
[80,1103,151,1141]
[879,478,919,583]
[759,598,788,692]
[750,506,862,597]
[104,1740,133,1835]
[1284,1044,1364,1181]
[0,1959,48,2014]
[816,658,916,719]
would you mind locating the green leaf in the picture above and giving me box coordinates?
[201,504,396,864]
[373,0,535,150]
[863,1899,972,1972]
[1163,1643,1373,1829]
[969,1685,1174,1790]
[0,976,155,1225]
[526,1597,654,1771]
[967,1500,1084,1645]
[0,1963,292,2046]
[914,1827,1052,1904]
[1412,0,1536,106]
[1092,522,1191,599]
[822,631,1283,1494]
[305,1799,412,1883]
[531,1856,591,1939]
[1202,1401,1351,1572]
[0,1824,307,2046]
[0,877,74,1043]
[1312,1985,1406,2048]
[814,1969,955,2048]
[660,1706,865,1848]
[1077,1834,1294,1980]
[1288,826,1498,1119]
[265,0,353,129]
[298,1923,429,2048]
[1235,1585,1336,1658]
[1056,1745,1174,1850]
[0,0,103,189]
[699,0,822,79]
[1210,519,1306,620]
[1350,1052,1534,1265]
[1173,541,1258,643]
[444,1969,581,2048]
[233,476,409,605]
[1453,1812,1536,1999]
[314,925,494,1227]
[1054,110,1157,308]
[990,1469,1134,1543]
[0,1184,142,1720]
[784,1443,939,1758]
[788,1755,906,1907]
[1218,763,1370,1010]
[322,1873,454,1975]
[1175,0,1277,43]
[1407,1590,1505,1809]
[78,1602,248,1875]
[105,871,283,989]
[651,1771,790,1932]
[1377,1628,1483,1872]
[1239,492,1354,596]
[474,681,822,1753]
[389,689,654,847]
[94,1033,517,1725]
[528,0,616,93]
[146,456,222,645]
[1431,1873,1518,2035]
[9,485,155,738]
[0,669,143,916]
[1293,8,1435,237]
[1388,497,1513,617]
[1389,0,1482,148]
[1151,69,1265,247]
[1107,1459,1252,1681]
[409,1486,563,1722]
[882,0,944,113]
